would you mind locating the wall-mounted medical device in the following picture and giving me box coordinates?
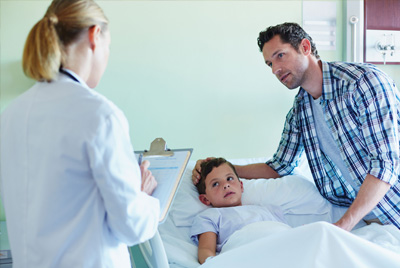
[345,0,400,64]
[365,30,400,65]
[364,0,400,65]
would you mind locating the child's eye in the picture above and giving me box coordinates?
[212,182,219,187]
[278,53,284,58]
[227,177,234,181]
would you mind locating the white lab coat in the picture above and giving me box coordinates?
[0,70,160,268]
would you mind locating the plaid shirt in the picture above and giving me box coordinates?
[267,61,400,228]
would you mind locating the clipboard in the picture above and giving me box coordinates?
[135,138,192,224]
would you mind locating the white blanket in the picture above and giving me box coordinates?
[202,221,400,268]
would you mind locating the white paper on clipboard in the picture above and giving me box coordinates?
[135,147,192,223]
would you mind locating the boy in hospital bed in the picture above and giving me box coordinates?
[190,158,288,264]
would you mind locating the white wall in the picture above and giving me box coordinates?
[99,0,305,160]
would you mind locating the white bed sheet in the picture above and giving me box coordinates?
[158,157,400,268]
[202,221,400,268]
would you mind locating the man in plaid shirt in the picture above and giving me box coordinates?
[193,22,400,231]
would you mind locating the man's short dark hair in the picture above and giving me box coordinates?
[257,22,320,59]
[196,157,239,195]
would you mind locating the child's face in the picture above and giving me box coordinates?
[199,163,243,208]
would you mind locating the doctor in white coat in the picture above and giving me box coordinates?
[0,0,160,267]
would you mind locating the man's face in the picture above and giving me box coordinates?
[199,163,243,208]
[262,35,309,90]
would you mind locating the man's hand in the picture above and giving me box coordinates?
[140,160,157,195]
[333,174,390,231]
[192,157,215,185]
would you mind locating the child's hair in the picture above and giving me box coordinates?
[196,158,239,194]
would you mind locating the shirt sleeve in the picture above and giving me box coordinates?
[87,108,160,246]
[356,71,400,185]
[266,103,305,176]
[190,209,219,245]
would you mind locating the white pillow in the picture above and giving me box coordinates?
[170,160,334,227]
[241,175,330,214]
[171,165,208,227]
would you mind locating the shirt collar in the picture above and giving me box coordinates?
[320,60,336,100]
[60,68,89,88]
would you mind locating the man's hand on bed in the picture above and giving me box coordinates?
[333,174,390,231]
[140,160,158,195]
[192,157,215,185]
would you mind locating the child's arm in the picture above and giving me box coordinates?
[197,232,217,264]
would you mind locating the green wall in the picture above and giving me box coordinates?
[1,0,400,222]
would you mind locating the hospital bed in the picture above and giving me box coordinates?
[137,157,400,268]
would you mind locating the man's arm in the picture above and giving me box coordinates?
[197,232,217,264]
[334,174,391,231]
[235,163,280,179]
[339,69,400,230]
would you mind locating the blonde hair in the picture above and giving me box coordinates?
[22,0,108,82]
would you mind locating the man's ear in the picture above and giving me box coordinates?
[300,38,312,56]
[199,194,211,206]
[240,180,244,193]
[88,25,102,51]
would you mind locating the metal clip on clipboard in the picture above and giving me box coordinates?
[143,138,174,157]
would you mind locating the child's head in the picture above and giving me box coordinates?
[196,158,243,208]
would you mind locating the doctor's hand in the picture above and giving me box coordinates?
[192,157,215,185]
[140,160,157,195]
